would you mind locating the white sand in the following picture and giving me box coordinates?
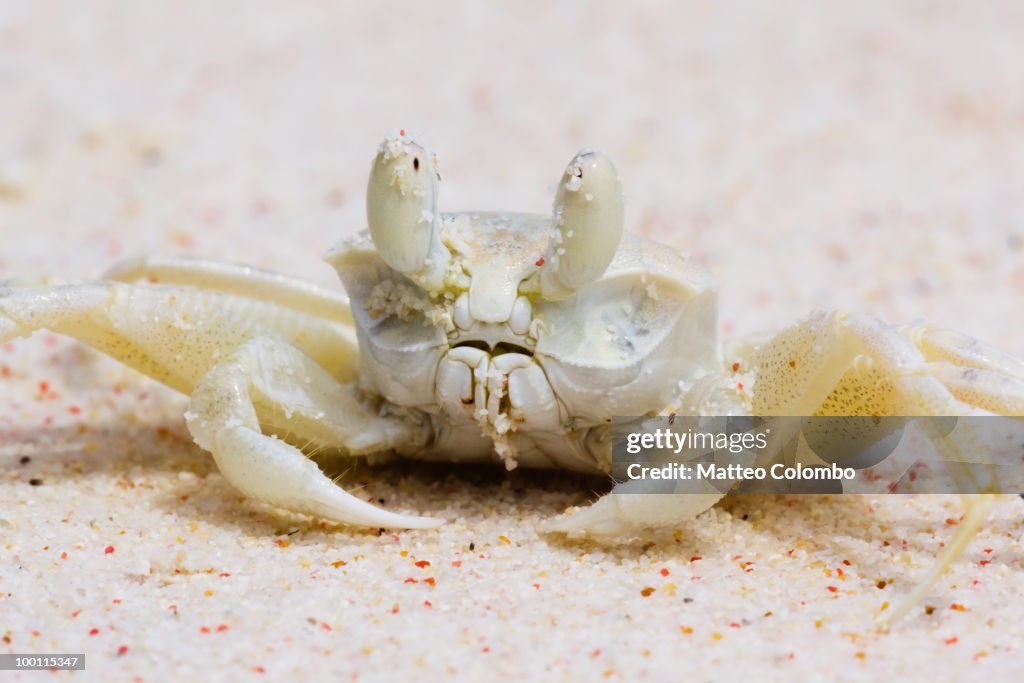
[1,2,1022,680]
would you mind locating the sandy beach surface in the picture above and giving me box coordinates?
[2,2,1023,680]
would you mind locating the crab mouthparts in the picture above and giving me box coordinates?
[451,340,534,357]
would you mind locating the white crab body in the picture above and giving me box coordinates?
[328,212,718,473]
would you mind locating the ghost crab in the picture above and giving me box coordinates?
[3,132,1022,620]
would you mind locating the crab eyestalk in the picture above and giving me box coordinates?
[539,150,624,299]
[366,133,450,291]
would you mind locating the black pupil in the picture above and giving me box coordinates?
[413,157,420,171]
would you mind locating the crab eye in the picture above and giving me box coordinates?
[366,134,448,284]
[540,150,624,298]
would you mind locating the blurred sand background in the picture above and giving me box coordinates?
[2,2,1023,681]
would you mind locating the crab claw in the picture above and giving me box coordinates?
[366,132,450,290]
[539,150,624,299]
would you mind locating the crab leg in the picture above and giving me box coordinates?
[542,484,726,537]
[737,312,1024,620]
[185,336,439,528]
[904,325,1024,414]
[1,282,440,527]
[742,312,1022,621]
[738,311,1022,417]
[105,255,352,326]
[0,282,357,393]
[548,311,1023,612]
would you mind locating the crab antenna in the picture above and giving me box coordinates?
[366,133,449,290]
[539,149,624,299]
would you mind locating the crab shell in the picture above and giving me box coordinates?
[326,208,719,474]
